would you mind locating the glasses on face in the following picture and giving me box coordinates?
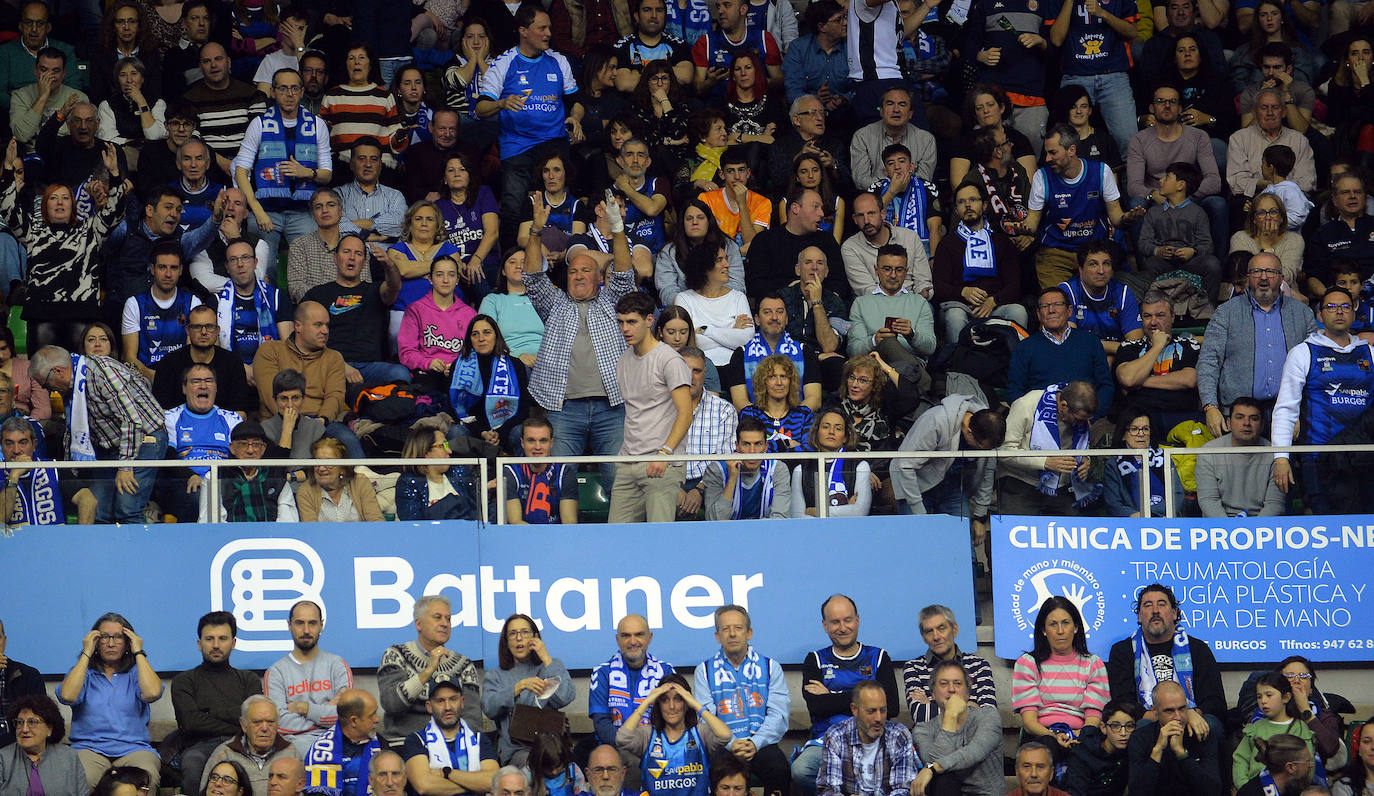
[226,255,256,264]
[429,440,451,453]
[1126,426,1150,434]
[14,717,47,728]
[1104,721,1136,732]
[1038,301,1068,310]
[98,634,124,644]
[169,119,196,129]
[1254,208,1281,217]
[187,324,217,333]
[508,628,534,639]
[274,84,304,94]
[234,439,266,449]
[208,773,240,787]
[1248,268,1281,277]
[649,73,670,82]
[847,374,872,385]
[1284,671,1313,680]
[795,108,825,117]
[1324,303,1353,313]
[590,767,621,776]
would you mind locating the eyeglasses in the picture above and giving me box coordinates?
[226,255,256,264]
[273,84,304,94]
[795,109,825,117]
[1323,303,1353,312]
[114,17,139,26]
[847,375,873,385]
[1104,722,1136,732]
[1254,208,1281,216]
[590,767,622,776]
[98,634,125,644]
[1037,301,1068,310]
[648,73,671,82]
[208,773,240,787]
[233,439,266,448]
[187,324,217,333]
[507,628,534,639]
[13,717,47,728]
[1283,671,1313,680]
[1126,426,1150,434]
[1247,268,1281,277]
[169,119,196,129]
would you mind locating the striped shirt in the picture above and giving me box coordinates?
[1011,652,1109,730]
[901,647,998,725]
[319,83,407,165]
[184,79,268,161]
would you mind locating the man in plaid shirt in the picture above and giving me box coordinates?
[30,345,168,524]
[523,190,636,491]
[817,680,921,796]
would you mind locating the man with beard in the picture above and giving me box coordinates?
[402,676,498,795]
[1196,252,1316,437]
[841,191,931,299]
[930,181,1026,342]
[816,680,918,796]
[171,612,264,792]
[266,601,356,755]
[200,696,299,795]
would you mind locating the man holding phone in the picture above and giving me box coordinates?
[846,244,937,370]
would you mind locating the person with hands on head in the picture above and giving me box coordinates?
[587,615,675,778]
[1269,286,1374,513]
[402,674,498,795]
[481,614,575,765]
[378,596,482,746]
[1125,681,1221,796]
[58,613,164,790]
[909,660,1003,796]
[616,674,733,796]
[1011,596,1109,760]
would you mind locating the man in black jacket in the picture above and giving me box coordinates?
[1126,682,1222,796]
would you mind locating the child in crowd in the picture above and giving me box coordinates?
[1232,672,1318,788]
[871,144,942,257]
[1260,145,1314,231]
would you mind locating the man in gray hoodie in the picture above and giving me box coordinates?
[891,394,1005,538]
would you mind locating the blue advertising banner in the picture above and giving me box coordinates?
[992,514,1374,663]
[1,516,974,674]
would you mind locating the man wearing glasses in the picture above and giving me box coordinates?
[1270,285,1374,513]
[1007,286,1114,413]
[768,94,851,195]
[0,2,84,112]
[1197,252,1316,438]
[233,67,333,271]
[220,421,297,522]
[151,304,256,415]
[162,363,243,522]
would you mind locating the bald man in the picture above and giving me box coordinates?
[587,615,673,786]
[267,756,308,796]
[252,301,348,420]
[371,751,408,796]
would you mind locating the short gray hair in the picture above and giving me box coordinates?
[28,346,70,382]
[1253,87,1284,113]
[1139,289,1170,308]
[414,594,451,621]
[0,415,34,441]
[492,765,531,794]
[790,94,821,116]
[678,345,706,364]
[241,694,276,720]
[917,604,956,629]
[1045,123,1079,152]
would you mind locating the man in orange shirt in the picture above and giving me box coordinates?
[701,147,772,255]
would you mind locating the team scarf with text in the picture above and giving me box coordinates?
[1030,383,1099,507]
[704,646,770,737]
[422,716,482,772]
[956,222,997,281]
[450,353,520,428]
[1132,624,1194,708]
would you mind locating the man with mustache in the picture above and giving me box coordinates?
[266,601,355,755]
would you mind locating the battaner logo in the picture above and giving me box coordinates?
[210,538,326,652]
[1008,558,1106,637]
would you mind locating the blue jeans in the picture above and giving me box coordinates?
[547,397,624,492]
[348,360,412,386]
[324,422,367,459]
[1062,72,1138,158]
[0,231,27,294]
[94,429,168,524]
[259,208,318,280]
[790,745,822,796]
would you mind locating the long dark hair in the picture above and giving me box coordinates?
[457,314,511,359]
[650,673,697,732]
[1030,596,1090,662]
[1255,671,1300,720]
[671,198,729,271]
[1277,655,1330,711]
[1245,0,1300,58]
[1339,716,1374,785]
[654,305,699,349]
[497,613,540,670]
[631,60,683,110]
[785,153,837,224]
[200,759,255,796]
[1048,84,1106,130]
[1169,32,1217,79]
[5,694,66,744]
[681,243,724,292]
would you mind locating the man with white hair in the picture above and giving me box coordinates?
[200,696,299,794]
[377,596,481,744]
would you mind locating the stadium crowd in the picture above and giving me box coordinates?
[0,592,1362,796]
[0,0,1368,524]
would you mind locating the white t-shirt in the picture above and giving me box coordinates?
[231,112,334,174]
[253,50,301,86]
[1029,160,1121,210]
[855,738,881,796]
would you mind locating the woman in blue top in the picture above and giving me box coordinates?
[395,426,478,521]
[437,152,501,299]
[738,355,813,453]
[615,674,733,796]
[387,201,464,344]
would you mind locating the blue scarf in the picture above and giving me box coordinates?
[304,722,380,796]
[877,176,933,243]
[67,354,96,462]
[826,453,849,504]
[253,105,320,202]
[1029,383,1100,507]
[956,222,997,282]
[704,647,771,738]
[1246,714,1328,786]
[742,333,805,403]
[216,279,280,352]
[1116,448,1166,514]
[421,717,482,773]
[450,353,520,429]
[602,651,670,726]
[717,459,777,520]
[1131,625,1194,708]
[1258,769,1280,796]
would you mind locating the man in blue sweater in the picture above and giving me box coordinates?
[1007,285,1115,415]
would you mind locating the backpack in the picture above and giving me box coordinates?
[351,383,437,424]
[930,316,1029,388]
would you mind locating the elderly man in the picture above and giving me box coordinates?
[792,596,899,796]
[910,661,1002,796]
[1197,252,1316,437]
[768,93,852,192]
[304,689,382,796]
[371,751,409,796]
[1226,89,1316,199]
[701,417,791,520]
[1114,290,1202,430]
[1105,584,1226,733]
[847,245,936,371]
[1195,397,1284,517]
[677,346,738,517]
[378,596,482,744]
[901,606,998,726]
[585,744,634,796]
[265,600,354,755]
[171,611,263,789]
[816,680,920,796]
[1125,681,1222,796]
[747,188,849,301]
[998,379,1102,514]
[693,605,792,796]
[200,696,298,795]
[1009,742,1067,796]
[36,101,130,192]
[850,86,936,190]
[588,614,674,772]
[1306,172,1374,293]
[10,47,87,151]
[523,194,636,491]
[491,767,531,796]
[189,186,273,294]
[30,344,167,524]
[842,191,932,299]
[402,108,482,203]
[267,757,308,796]
[401,675,497,795]
[1006,288,1114,411]
[0,414,64,528]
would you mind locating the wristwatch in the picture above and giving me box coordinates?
[1300,709,1314,720]
[443,767,453,781]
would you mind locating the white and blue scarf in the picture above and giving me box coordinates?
[1132,624,1194,708]
[67,354,96,461]
[956,222,997,282]
[450,353,520,428]
[216,279,280,352]
[1116,448,1166,513]
[742,332,805,402]
[705,646,771,738]
[717,459,777,519]
[825,453,849,504]
[602,651,670,725]
[1029,383,1099,507]
[422,716,482,773]
[253,105,320,202]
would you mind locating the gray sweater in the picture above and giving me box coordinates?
[480,657,575,763]
[893,395,994,516]
[1194,433,1285,517]
[1137,200,1214,260]
[703,459,791,520]
[0,742,90,796]
[910,704,1003,796]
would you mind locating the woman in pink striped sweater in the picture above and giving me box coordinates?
[1011,595,1110,762]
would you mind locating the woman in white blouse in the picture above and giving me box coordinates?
[671,244,753,366]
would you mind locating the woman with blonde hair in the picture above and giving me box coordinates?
[292,437,383,522]
[738,354,813,453]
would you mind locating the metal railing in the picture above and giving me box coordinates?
[2,442,1344,524]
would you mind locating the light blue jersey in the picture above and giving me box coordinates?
[478,48,578,158]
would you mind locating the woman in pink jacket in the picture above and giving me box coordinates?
[398,255,477,395]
